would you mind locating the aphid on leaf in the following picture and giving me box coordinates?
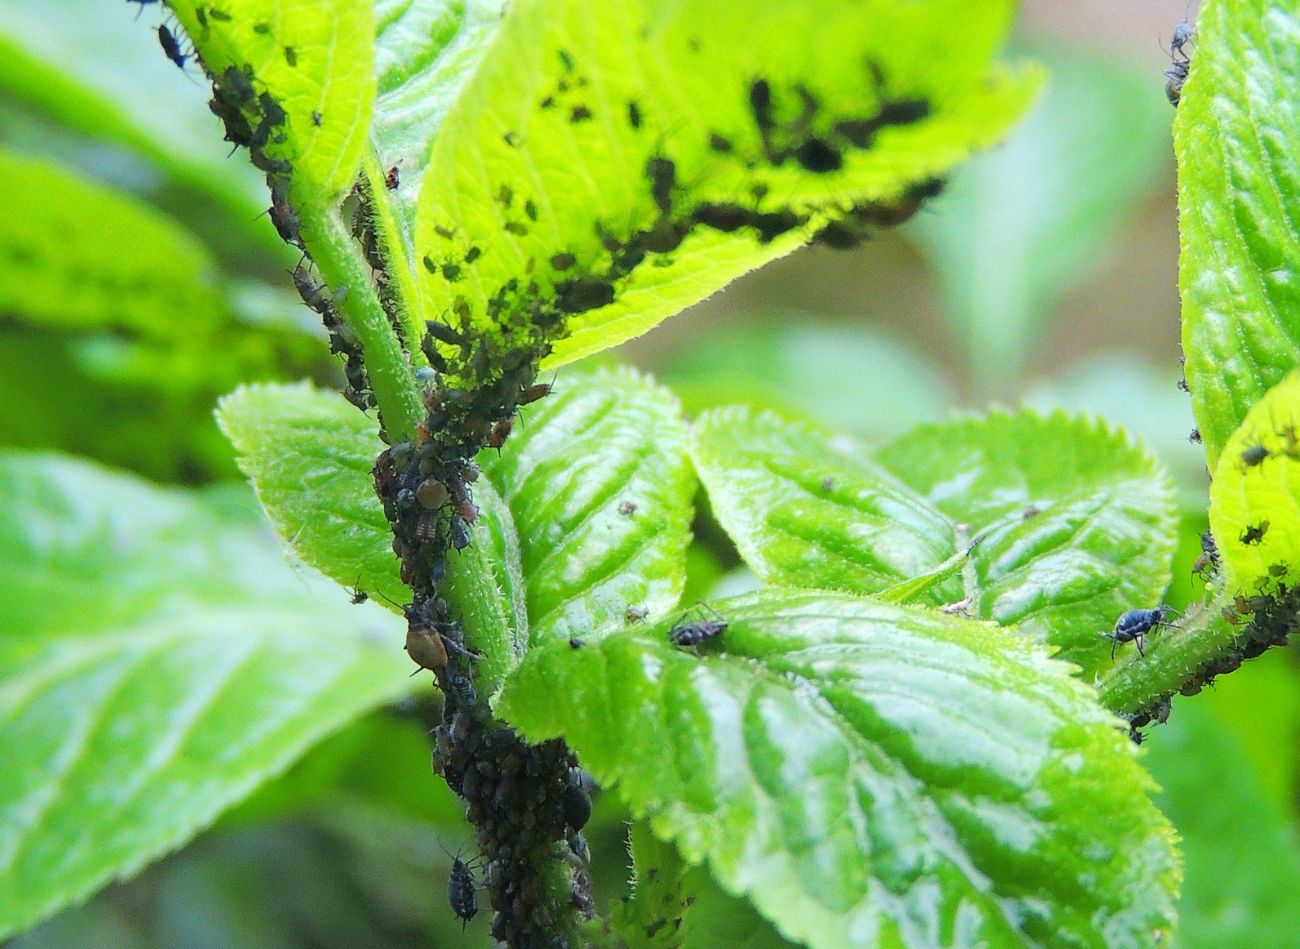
[1239,440,1270,471]
[625,604,649,624]
[1240,520,1270,546]
[157,24,189,70]
[1102,606,1179,660]
[668,604,728,650]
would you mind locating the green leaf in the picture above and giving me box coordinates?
[690,408,959,603]
[879,410,1178,676]
[215,382,408,607]
[168,0,375,203]
[216,381,527,683]
[0,148,225,338]
[481,366,695,644]
[1177,0,1300,468]
[497,588,1181,948]
[1143,700,1300,949]
[414,0,1040,368]
[0,453,410,940]
[1206,370,1300,590]
[371,0,506,244]
[910,46,1171,390]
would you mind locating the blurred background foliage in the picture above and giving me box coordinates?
[2,1,1297,946]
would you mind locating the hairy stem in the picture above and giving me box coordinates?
[301,210,424,441]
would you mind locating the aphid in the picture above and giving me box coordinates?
[709,132,733,153]
[617,500,637,516]
[348,583,368,605]
[424,319,463,345]
[488,418,513,449]
[820,477,835,492]
[157,24,188,70]
[253,21,271,34]
[1192,529,1219,581]
[518,381,552,405]
[463,246,482,263]
[1022,504,1041,519]
[669,604,728,650]
[1170,17,1195,59]
[693,202,751,233]
[1239,440,1270,471]
[1240,520,1270,545]
[627,100,643,129]
[1101,606,1179,660]
[504,220,529,236]
[795,138,843,173]
[1188,427,1202,444]
[284,45,297,67]
[1164,21,1194,109]
[447,855,479,927]
[569,637,585,649]
[551,252,576,271]
[405,625,448,673]
[311,110,322,126]
[646,157,676,214]
[384,163,401,190]
[570,105,592,123]
[553,275,613,312]
[625,604,649,624]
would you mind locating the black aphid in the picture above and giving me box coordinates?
[1101,606,1179,659]
[668,604,728,649]
[1240,520,1270,545]
[447,856,478,927]
[157,24,188,69]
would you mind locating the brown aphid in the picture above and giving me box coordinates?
[488,418,513,449]
[518,382,552,405]
[384,163,401,189]
[406,625,448,673]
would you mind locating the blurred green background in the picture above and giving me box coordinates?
[4,1,1299,946]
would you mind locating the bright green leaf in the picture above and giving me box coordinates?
[371,0,506,245]
[910,46,1170,391]
[481,367,695,644]
[216,381,407,607]
[691,408,958,603]
[0,148,224,338]
[1177,0,1300,467]
[879,410,1178,676]
[0,453,409,940]
[1207,370,1300,590]
[497,588,1181,948]
[415,0,1040,369]
[168,0,375,202]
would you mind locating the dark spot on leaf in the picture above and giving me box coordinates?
[525,199,538,221]
[570,105,593,123]
[464,246,481,263]
[709,133,733,152]
[442,262,462,281]
[504,221,529,236]
[628,101,643,128]
[551,252,576,271]
[556,277,615,313]
[795,138,842,172]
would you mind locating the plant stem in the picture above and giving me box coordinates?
[301,210,425,441]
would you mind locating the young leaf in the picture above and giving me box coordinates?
[0,148,225,338]
[1177,0,1300,467]
[879,410,1178,676]
[690,408,959,603]
[0,453,409,941]
[216,382,409,608]
[414,0,1040,370]
[1207,370,1300,590]
[167,0,375,203]
[480,367,695,644]
[497,588,1181,948]
[371,0,507,243]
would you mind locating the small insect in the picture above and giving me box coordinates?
[1022,504,1041,520]
[384,163,401,190]
[347,580,368,605]
[447,855,478,925]
[1240,520,1270,545]
[284,45,297,67]
[1164,16,1195,107]
[668,604,728,650]
[569,637,585,649]
[1188,428,1202,444]
[1102,606,1179,659]
[1192,528,1219,581]
[488,418,513,450]
[311,110,322,126]
[625,604,649,624]
[617,500,637,517]
[517,381,552,405]
[157,24,189,70]
[1239,441,1270,471]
